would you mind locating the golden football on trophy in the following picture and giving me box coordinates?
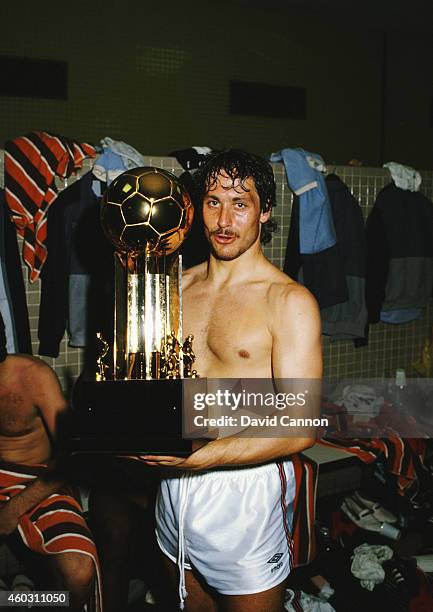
[100,167,194,255]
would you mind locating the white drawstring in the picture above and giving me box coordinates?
[177,472,192,609]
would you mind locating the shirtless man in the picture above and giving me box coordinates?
[143,149,322,611]
[0,317,96,610]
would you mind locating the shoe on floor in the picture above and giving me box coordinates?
[341,499,401,540]
[341,500,383,532]
[352,491,398,523]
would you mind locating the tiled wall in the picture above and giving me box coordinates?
[2,3,433,168]
[0,3,384,166]
[2,156,433,388]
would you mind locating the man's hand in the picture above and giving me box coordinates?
[0,502,20,536]
[136,439,222,471]
[140,455,191,468]
[125,440,210,470]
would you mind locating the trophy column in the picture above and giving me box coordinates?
[113,252,182,381]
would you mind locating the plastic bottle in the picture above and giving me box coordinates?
[388,368,407,413]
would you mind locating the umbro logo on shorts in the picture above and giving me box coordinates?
[267,553,284,563]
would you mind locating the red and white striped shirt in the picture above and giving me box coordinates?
[5,131,96,282]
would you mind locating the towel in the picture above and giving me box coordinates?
[270,148,336,253]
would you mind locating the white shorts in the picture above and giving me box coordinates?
[155,460,295,595]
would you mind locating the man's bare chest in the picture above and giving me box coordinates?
[183,290,272,374]
[0,388,40,436]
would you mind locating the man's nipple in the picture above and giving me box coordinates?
[238,350,250,359]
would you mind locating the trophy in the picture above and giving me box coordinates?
[71,167,198,455]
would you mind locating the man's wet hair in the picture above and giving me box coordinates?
[0,312,6,362]
[194,149,277,244]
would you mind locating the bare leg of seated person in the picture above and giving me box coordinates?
[49,552,95,611]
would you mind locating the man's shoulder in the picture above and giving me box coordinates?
[7,355,53,378]
[267,275,321,343]
[261,261,296,293]
[183,261,207,290]
[266,271,319,313]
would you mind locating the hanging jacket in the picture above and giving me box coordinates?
[365,183,433,324]
[285,193,347,310]
[0,191,16,353]
[4,131,96,282]
[38,172,113,357]
[285,175,367,340]
[320,175,367,340]
[0,190,31,353]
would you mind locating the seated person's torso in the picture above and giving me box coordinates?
[0,358,51,465]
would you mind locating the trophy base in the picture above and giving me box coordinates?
[69,377,193,456]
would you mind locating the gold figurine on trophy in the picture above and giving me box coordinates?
[95,332,110,382]
[182,334,198,378]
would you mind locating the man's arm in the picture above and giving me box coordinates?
[30,361,70,444]
[270,281,322,450]
[143,283,322,470]
[0,364,70,535]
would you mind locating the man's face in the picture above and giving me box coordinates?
[202,172,270,261]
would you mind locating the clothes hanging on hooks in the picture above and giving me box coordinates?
[383,162,421,192]
[365,183,433,325]
[0,190,32,354]
[38,171,113,358]
[99,137,145,170]
[4,131,96,283]
[92,137,146,191]
[320,174,367,341]
[285,173,367,341]
[270,148,336,254]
